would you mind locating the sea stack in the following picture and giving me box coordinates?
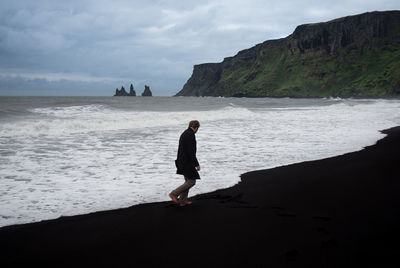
[114,86,128,96]
[114,84,137,96]
[129,84,136,96]
[141,85,153,96]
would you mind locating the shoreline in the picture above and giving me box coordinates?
[1,126,400,267]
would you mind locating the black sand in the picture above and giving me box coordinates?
[1,127,400,267]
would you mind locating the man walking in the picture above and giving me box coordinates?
[169,120,200,206]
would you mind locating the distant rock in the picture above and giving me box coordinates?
[141,85,153,96]
[114,84,138,96]
[129,84,136,96]
[114,86,128,96]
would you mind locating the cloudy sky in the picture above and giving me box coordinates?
[0,0,398,96]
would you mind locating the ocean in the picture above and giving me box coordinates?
[0,96,399,227]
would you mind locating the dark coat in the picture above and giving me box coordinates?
[175,128,200,180]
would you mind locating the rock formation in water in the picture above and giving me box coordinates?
[129,84,136,96]
[114,86,128,96]
[114,84,138,96]
[141,85,153,96]
[176,11,400,98]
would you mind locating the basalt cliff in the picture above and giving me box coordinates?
[176,11,400,98]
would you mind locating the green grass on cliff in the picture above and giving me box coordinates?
[217,38,400,98]
[178,11,400,98]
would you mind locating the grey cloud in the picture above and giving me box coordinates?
[0,0,399,96]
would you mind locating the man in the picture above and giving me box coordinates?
[169,120,201,206]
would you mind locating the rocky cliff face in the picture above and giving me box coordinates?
[176,11,400,97]
[292,11,395,54]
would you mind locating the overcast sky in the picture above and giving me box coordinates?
[0,0,398,96]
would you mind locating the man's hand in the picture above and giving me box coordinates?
[195,166,200,171]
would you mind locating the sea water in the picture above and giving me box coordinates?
[0,96,399,227]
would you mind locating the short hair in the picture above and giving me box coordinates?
[188,120,200,129]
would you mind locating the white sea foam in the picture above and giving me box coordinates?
[0,97,399,227]
[0,105,253,136]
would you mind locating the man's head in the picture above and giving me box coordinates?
[189,120,200,133]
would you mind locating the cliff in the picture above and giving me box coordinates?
[176,11,400,98]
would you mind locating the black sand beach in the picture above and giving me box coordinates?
[1,127,399,267]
